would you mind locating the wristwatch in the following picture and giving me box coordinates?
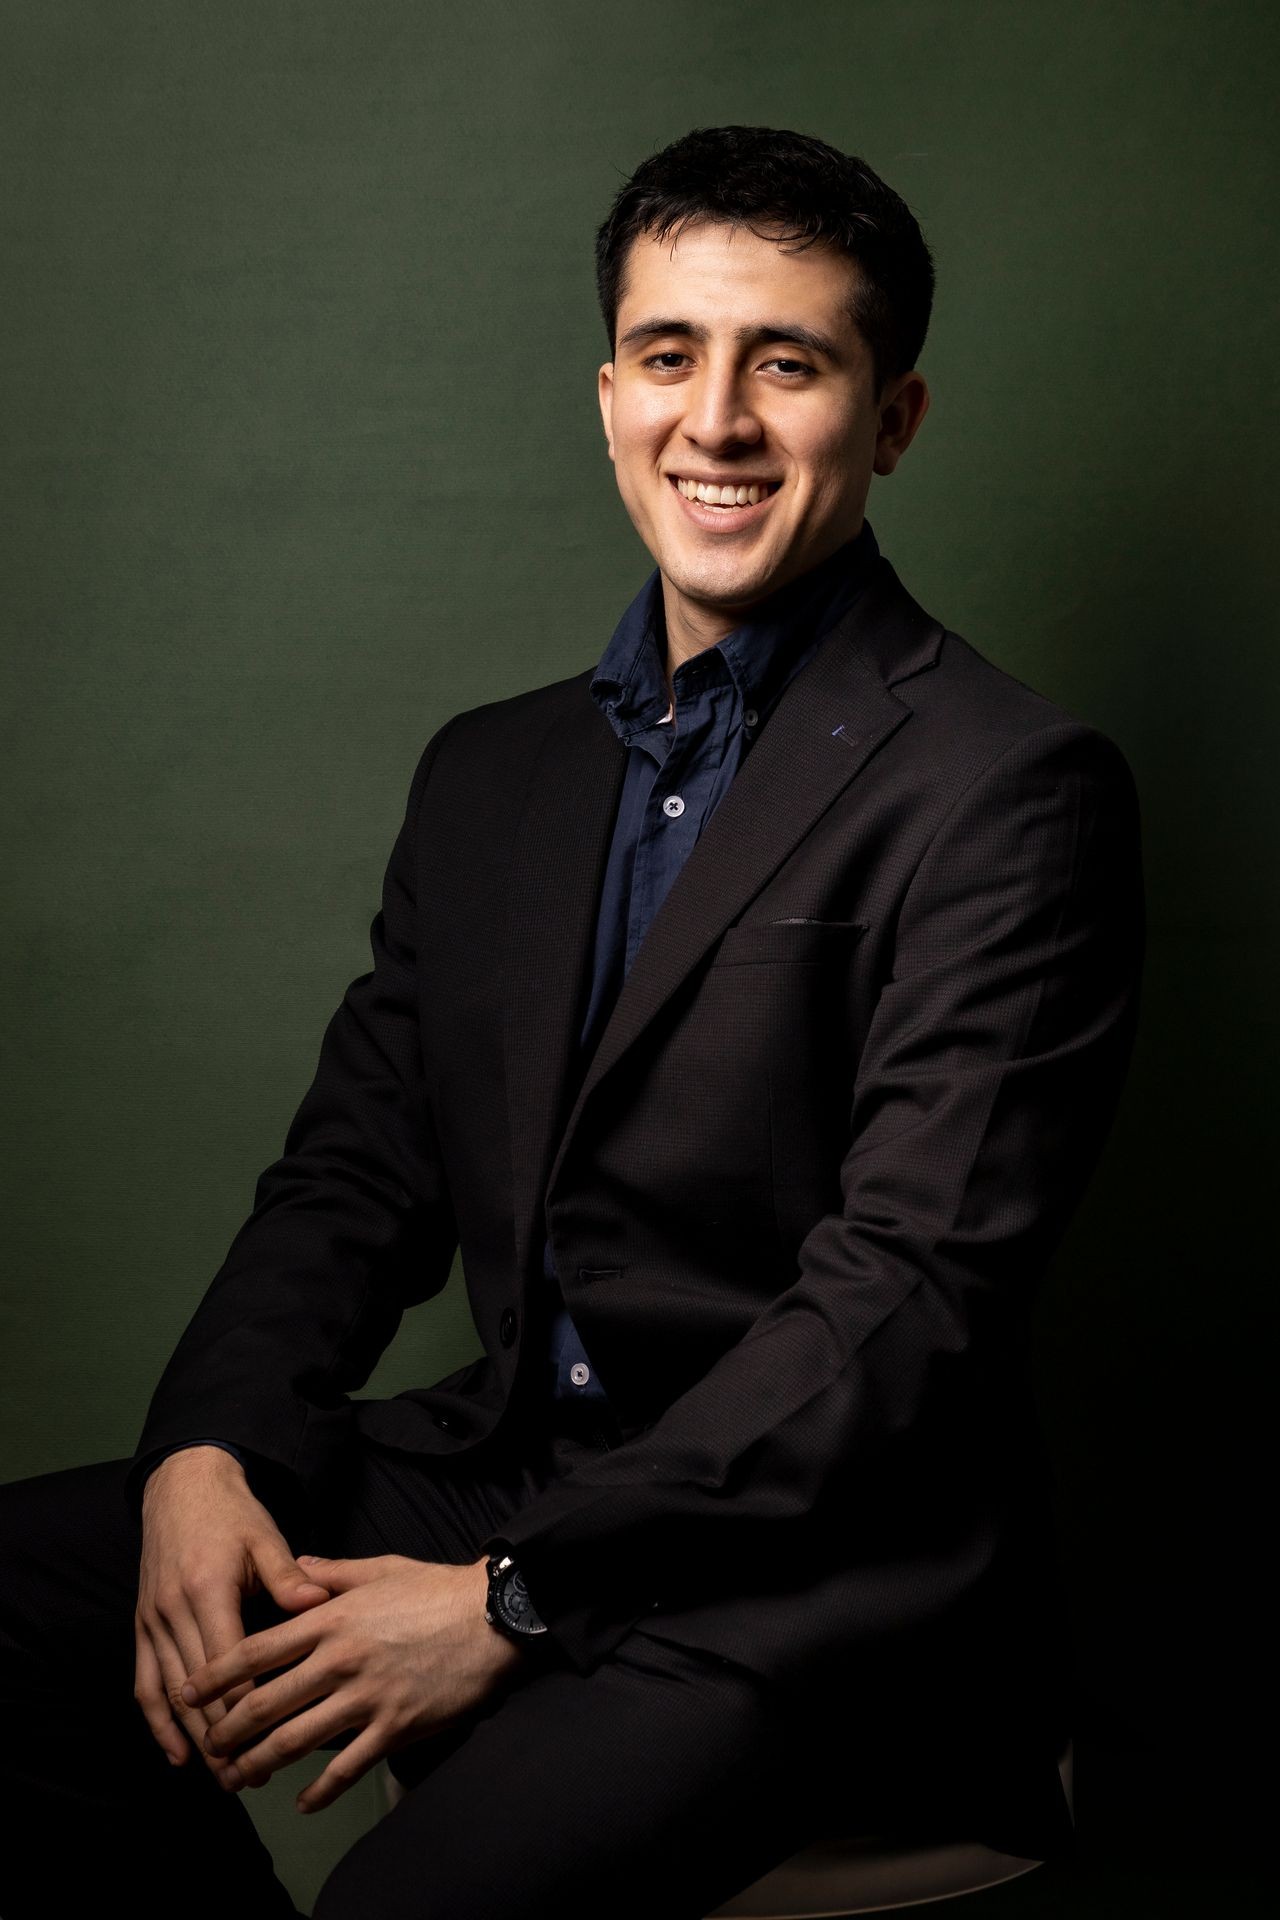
[484,1550,550,1647]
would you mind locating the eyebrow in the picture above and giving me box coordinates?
[616,317,844,362]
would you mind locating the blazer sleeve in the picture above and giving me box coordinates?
[123,714,464,1530]
[484,722,1146,1675]
[135,1440,248,1478]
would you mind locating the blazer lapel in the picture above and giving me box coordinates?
[502,555,944,1281]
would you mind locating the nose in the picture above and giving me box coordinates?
[679,362,763,453]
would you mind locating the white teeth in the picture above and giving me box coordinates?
[675,478,773,508]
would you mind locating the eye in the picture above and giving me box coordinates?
[639,353,815,378]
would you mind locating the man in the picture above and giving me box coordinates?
[0,125,1144,1919]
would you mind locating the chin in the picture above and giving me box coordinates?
[669,551,781,605]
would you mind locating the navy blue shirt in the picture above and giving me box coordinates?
[541,520,882,1405]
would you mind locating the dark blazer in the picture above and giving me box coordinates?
[127,550,1144,1851]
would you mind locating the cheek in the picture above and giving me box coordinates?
[613,388,675,448]
[792,408,865,488]
[806,448,865,515]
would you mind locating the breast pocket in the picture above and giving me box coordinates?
[711,916,869,967]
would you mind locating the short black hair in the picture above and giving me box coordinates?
[595,125,935,400]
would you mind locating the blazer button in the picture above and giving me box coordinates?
[499,1306,518,1347]
[433,1412,453,1431]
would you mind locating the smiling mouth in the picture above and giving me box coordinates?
[668,475,781,510]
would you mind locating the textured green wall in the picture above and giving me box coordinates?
[3,3,1273,1910]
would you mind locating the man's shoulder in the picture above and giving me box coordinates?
[898,592,1132,788]
[430,666,596,757]
[854,556,1138,826]
[400,668,601,816]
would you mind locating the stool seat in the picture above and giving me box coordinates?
[704,1740,1074,1917]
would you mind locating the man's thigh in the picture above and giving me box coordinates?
[312,1621,834,1920]
[262,1423,848,1916]
[1,1430,835,1918]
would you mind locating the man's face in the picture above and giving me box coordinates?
[598,219,928,633]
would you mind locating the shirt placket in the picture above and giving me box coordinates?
[624,665,737,979]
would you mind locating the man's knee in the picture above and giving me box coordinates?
[0,1458,140,1606]
[0,1459,144,1714]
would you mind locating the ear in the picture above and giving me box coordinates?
[873,371,931,477]
[598,361,615,462]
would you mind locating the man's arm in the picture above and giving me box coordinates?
[125,713,465,1530]
[484,722,1146,1675]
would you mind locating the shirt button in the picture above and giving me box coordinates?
[662,794,685,817]
[499,1307,518,1346]
[570,1362,591,1387]
[743,707,759,728]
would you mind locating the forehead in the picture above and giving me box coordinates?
[616,218,862,334]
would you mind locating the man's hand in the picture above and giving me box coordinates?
[178,1552,527,1813]
[134,1445,332,1788]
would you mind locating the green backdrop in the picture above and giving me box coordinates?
[3,3,1273,1912]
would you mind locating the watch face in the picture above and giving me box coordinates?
[493,1562,546,1635]
[503,1566,536,1623]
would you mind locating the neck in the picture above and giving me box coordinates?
[658,523,867,693]
[661,590,744,682]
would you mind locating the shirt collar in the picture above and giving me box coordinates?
[591,519,881,744]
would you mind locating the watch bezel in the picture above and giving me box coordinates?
[484,1551,549,1638]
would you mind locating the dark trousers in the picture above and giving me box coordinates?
[0,1405,864,1920]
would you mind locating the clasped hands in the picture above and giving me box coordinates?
[179,1550,527,1813]
[135,1449,530,1813]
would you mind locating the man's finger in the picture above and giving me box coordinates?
[186,1581,262,1722]
[253,1533,333,1614]
[203,1661,341,1779]
[156,1642,243,1785]
[296,1722,389,1815]
[181,1611,319,1711]
[133,1619,188,1766]
[293,1553,384,1591]
[150,1600,246,1784]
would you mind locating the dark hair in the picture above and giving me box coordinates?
[594,125,935,399]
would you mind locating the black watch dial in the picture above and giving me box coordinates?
[487,1556,548,1636]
